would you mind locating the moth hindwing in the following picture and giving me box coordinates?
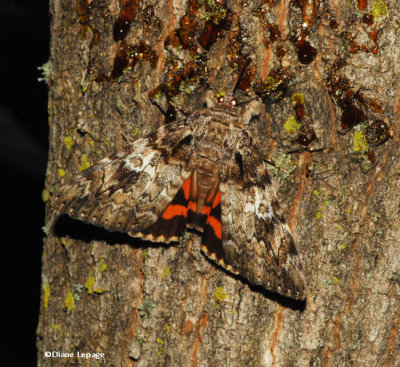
[53,91,307,300]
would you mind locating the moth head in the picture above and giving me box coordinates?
[203,90,238,109]
[216,91,238,108]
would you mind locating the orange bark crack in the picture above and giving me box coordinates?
[192,276,208,367]
[269,306,284,365]
[384,310,400,367]
[192,312,208,367]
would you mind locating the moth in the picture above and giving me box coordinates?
[53,89,307,300]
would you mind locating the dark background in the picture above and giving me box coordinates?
[1,1,49,366]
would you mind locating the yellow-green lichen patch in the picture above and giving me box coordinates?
[84,277,103,294]
[216,91,226,99]
[264,76,278,89]
[52,324,60,330]
[283,116,302,134]
[42,189,50,202]
[43,279,50,309]
[291,93,304,106]
[156,337,164,345]
[86,138,95,148]
[353,130,369,152]
[58,168,66,178]
[64,291,75,311]
[80,154,91,172]
[201,0,227,24]
[162,266,171,280]
[214,286,227,301]
[372,1,389,21]
[332,276,339,285]
[63,135,74,149]
[85,273,96,295]
[97,263,107,272]
[315,210,323,220]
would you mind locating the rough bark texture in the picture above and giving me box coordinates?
[38,0,400,366]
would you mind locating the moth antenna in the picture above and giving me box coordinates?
[229,59,251,95]
[207,78,218,94]
[236,94,263,106]
[233,88,252,99]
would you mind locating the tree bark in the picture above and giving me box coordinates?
[38,0,400,366]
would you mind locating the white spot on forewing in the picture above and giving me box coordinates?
[143,164,156,178]
[123,159,136,171]
[254,189,274,220]
[244,202,255,212]
[141,151,156,168]
[124,151,156,173]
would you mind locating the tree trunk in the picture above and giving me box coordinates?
[38,0,400,366]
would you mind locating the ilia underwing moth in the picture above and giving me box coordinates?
[53,90,307,300]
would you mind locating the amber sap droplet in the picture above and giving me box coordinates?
[369,30,379,55]
[296,128,316,146]
[113,17,131,41]
[179,15,197,49]
[357,0,368,11]
[297,39,317,64]
[165,103,177,123]
[237,65,255,91]
[111,43,130,80]
[267,23,280,43]
[367,151,376,163]
[199,17,230,50]
[329,19,339,29]
[294,103,305,121]
[187,0,201,15]
[341,102,366,130]
[362,13,374,26]
[365,120,390,145]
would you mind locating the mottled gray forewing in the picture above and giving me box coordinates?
[53,118,199,234]
[219,129,307,300]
